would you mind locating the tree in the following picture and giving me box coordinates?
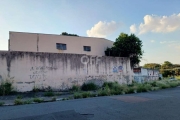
[161,61,173,69]
[61,32,78,36]
[105,33,143,68]
[143,63,161,69]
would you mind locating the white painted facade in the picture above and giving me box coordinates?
[9,32,113,56]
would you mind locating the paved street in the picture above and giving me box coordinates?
[1,87,180,120]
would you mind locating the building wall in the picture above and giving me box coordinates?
[9,32,114,56]
[133,68,159,83]
[0,51,132,92]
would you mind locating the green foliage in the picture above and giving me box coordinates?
[81,83,98,91]
[61,32,78,36]
[143,63,161,69]
[82,92,91,98]
[24,99,32,104]
[0,77,13,96]
[0,102,5,106]
[44,92,55,97]
[71,85,81,92]
[33,98,44,103]
[105,33,143,67]
[14,99,24,105]
[73,92,83,99]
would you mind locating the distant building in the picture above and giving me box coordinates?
[8,31,114,56]
[133,67,159,83]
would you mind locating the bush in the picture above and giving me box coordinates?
[0,78,13,96]
[33,98,44,103]
[74,92,83,99]
[82,92,91,98]
[44,92,55,97]
[98,86,111,96]
[24,99,32,104]
[81,83,98,91]
[0,102,5,106]
[14,99,24,105]
[71,85,81,92]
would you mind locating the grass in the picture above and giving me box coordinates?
[33,98,44,103]
[24,99,32,104]
[14,99,24,105]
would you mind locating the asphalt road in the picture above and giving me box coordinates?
[1,87,180,120]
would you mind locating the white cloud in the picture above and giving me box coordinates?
[87,21,119,38]
[130,13,180,34]
[150,40,155,43]
[160,40,177,44]
[130,24,137,33]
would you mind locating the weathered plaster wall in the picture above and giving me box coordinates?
[134,68,159,83]
[0,51,132,92]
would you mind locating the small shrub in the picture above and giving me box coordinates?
[169,81,179,87]
[127,87,136,94]
[71,85,81,92]
[33,98,44,103]
[82,92,91,98]
[73,92,83,99]
[136,84,150,92]
[44,92,55,97]
[24,99,32,104]
[0,102,5,106]
[98,86,111,96]
[81,83,98,91]
[156,81,170,89]
[14,99,24,105]
[0,78,13,96]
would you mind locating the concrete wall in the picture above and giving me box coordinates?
[0,51,132,92]
[9,32,113,56]
[134,68,159,83]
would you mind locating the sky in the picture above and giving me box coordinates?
[0,0,180,66]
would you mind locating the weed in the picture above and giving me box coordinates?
[24,99,32,104]
[33,98,44,103]
[71,85,81,92]
[82,92,91,98]
[73,92,83,99]
[14,99,24,105]
[0,77,13,96]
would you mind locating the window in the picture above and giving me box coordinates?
[83,46,91,51]
[56,43,66,50]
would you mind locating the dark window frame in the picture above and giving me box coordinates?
[83,46,91,52]
[56,43,67,50]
